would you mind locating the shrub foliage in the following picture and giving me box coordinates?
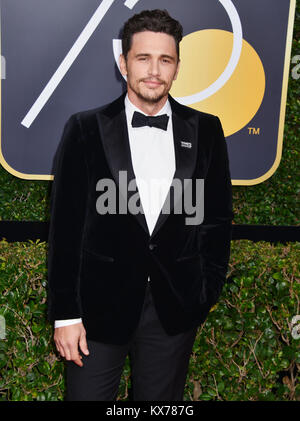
[0,239,299,401]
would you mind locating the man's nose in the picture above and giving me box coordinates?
[148,60,160,76]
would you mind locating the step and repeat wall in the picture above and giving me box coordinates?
[0,0,296,184]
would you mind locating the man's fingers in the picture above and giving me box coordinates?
[73,356,83,367]
[57,342,83,366]
[79,333,89,356]
[63,345,71,362]
[56,344,65,358]
[54,339,65,358]
[70,347,83,367]
[53,323,87,366]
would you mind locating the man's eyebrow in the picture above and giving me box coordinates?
[135,53,176,61]
[135,53,150,57]
[161,54,176,61]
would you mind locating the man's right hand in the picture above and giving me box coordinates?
[54,322,89,367]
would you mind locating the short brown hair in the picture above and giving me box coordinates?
[122,9,183,61]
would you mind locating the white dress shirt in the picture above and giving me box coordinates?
[55,94,176,328]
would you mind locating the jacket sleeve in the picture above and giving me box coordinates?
[200,116,234,307]
[47,114,89,321]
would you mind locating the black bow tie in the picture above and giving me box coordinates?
[131,111,169,131]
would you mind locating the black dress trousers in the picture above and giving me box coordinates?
[66,282,198,401]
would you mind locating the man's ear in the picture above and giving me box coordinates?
[119,54,127,76]
[173,59,181,81]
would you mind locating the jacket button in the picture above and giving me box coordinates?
[149,243,157,250]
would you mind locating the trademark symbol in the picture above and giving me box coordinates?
[248,127,260,135]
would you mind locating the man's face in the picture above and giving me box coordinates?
[120,31,180,105]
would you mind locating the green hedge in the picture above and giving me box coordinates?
[0,239,299,401]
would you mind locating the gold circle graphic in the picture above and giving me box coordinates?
[171,29,266,137]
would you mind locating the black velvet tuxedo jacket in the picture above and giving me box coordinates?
[47,92,234,345]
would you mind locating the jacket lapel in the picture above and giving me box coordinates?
[96,92,199,239]
[96,92,148,235]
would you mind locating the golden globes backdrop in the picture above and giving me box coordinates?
[0,0,296,184]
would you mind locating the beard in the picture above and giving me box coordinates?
[135,89,166,104]
[128,77,170,104]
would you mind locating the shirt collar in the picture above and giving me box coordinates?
[125,93,172,124]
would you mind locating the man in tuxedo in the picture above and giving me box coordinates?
[47,9,233,401]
